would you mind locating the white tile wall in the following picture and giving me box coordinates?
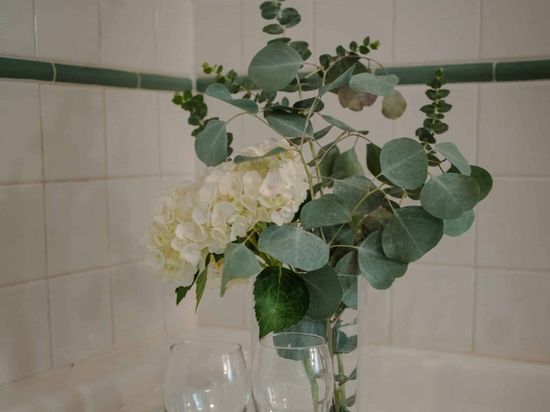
[0,0,35,56]
[41,85,106,180]
[361,283,391,345]
[111,262,164,346]
[105,89,160,177]
[49,269,112,367]
[481,0,550,59]
[0,81,43,184]
[0,185,46,287]
[35,0,100,64]
[394,0,481,64]
[45,181,109,276]
[0,281,50,385]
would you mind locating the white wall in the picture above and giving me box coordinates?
[0,0,196,387]
[193,1,550,410]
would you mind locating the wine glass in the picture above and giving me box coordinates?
[163,340,249,412]
[252,332,334,412]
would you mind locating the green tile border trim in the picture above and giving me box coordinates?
[1,56,550,91]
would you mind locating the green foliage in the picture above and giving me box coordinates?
[253,266,310,338]
[301,265,343,319]
[194,119,228,166]
[195,266,208,311]
[300,194,352,229]
[382,90,407,119]
[420,173,480,219]
[205,83,258,114]
[380,137,428,190]
[221,243,262,296]
[470,165,493,201]
[349,72,399,96]
[444,210,475,237]
[265,111,313,137]
[248,42,303,92]
[434,142,471,175]
[234,146,286,164]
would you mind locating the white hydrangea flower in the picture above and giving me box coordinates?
[143,138,309,284]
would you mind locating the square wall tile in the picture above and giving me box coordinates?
[481,0,550,59]
[244,0,314,66]
[475,268,550,363]
[41,85,105,180]
[361,281,391,345]
[50,270,112,367]
[0,185,46,286]
[392,264,474,353]
[477,178,550,271]
[105,89,160,177]
[194,0,243,73]
[198,284,249,329]
[156,0,193,76]
[35,0,100,64]
[395,0,480,64]
[158,92,196,176]
[0,0,35,56]
[45,181,109,276]
[420,226,475,267]
[0,81,42,184]
[111,262,163,345]
[164,279,196,337]
[107,177,160,264]
[479,81,550,177]
[100,0,157,72]
[315,0,394,63]
[0,281,50,385]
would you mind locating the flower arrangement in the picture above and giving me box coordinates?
[145,1,492,409]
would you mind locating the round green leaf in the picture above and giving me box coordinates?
[358,231,407,289]
[434,142,471,175]
[420,173,480,219]
[380,137,428,190]
[444,209,475,237]
[382,206,444,262]
[349,72,399,96]
[301,265,343,319]
[263,23,284,34]
[300,194,351,229]
[471,165,493,201]
[265,112,313,137]
[195,120,228,166]
[248,42,303,92]
[382,90,407,119]
[205,83,259,114]
[332,149,364,179]
[221,243,262,295]
[253,266,309,338]
[279,7,301,28]
[333,175,384,215]
[321,114,356,132]
[258,225,329,271]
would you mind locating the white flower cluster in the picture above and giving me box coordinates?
[143,139,308,285]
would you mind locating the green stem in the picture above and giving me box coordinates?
[302,357,320,412]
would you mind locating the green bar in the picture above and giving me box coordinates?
[495,59,550,82]
[55,64,138,88]
[381,63,494,85]
[0,57,54,81]
[139,73,192,91]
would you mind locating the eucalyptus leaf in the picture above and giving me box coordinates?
[332,149,364,178]
[333,175,384,215]
[335,251,359,276]
[321,114,356,132]
[471,165,493,201]
[338,274,358,310]
[205,83,259,114]
[319,64,356,96]
[258,225,329,271]
[349,72,399,96]
[266,112,313,137]
[175,284,193,305]
[358,230,408,289]
[435,142,471,175]
[334,330,358,354]
[382,206,444,262]
[195,266,207,311]
[248,42,303,92]
[444,209,475,237]
[302,265,343,319]
[195,120,228,166]
[221,243,262,295]
[314,126,332,140]
[420,173,480,219]
[263,23,284,34]
[234,146,287,164]
[380,137,428,190]
[382,90,407,119]
[300,194,352,229]
[366,143,382,177]
[254,266,309,338]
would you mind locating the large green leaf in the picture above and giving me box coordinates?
[470,165,493,201]
[300,194,351,229]
[382,206,444,263]
[234,146,287,164]
[358,230,408,289]
[444,209,475,237]
[332,149,364,178]
[319,64,356,96]
[380,137,428,190]
[258,225,329,271]
[195,120,228,166]
[205,83,259,114]
[382,90,407,119]
[248,42,303,92]
[420,173,480,219]
[320,114,356,132]
[221,243,262,296]
[265,112,313,137]
[334,330,357,354]
[349,72,399,96]
[253,266,309,338]
[301,265,343,319]
[195,266,207,311]
[333,175,384,215]
[435,142,471,175]
[334,252,359,309]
